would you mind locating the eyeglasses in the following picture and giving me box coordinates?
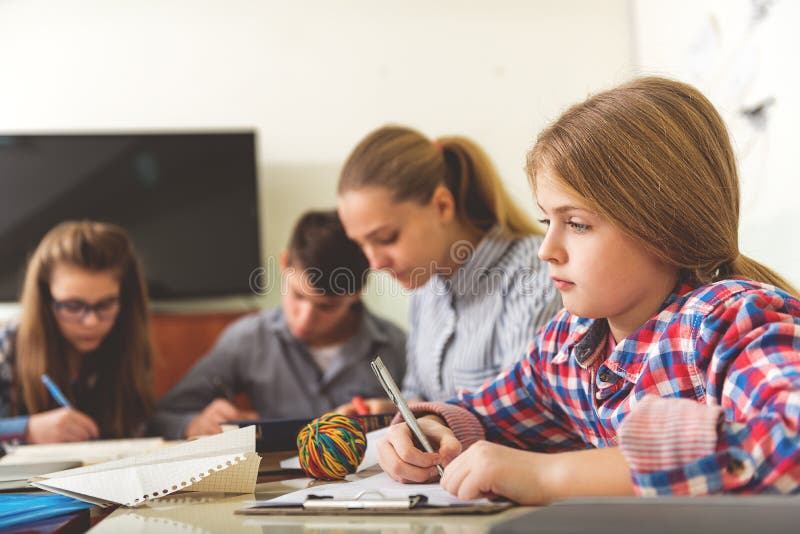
[51,297,121,323]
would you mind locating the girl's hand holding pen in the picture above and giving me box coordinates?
[25,407,100,443]
[28,373,99,443]
[377,415,462,483]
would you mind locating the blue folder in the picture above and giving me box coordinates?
[0,494,94,529]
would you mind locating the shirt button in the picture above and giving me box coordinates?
[599,370,611,382]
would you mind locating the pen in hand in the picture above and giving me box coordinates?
[41,374,72,409]
[371,356,445,477]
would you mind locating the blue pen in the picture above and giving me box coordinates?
[41,374,72,409]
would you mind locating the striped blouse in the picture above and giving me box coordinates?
[402,227,561,401]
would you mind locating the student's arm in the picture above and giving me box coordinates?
[25,408,99,443]
[378,317,589,479]
[2,396,100,444]
[617,288,800,496]
[378,412,635,504]
[0,416,29,442]
[0,327,27,442]
[441,442,634,503]
[450,322,587,451]
[150,321,252,439]
[0,327,99,443]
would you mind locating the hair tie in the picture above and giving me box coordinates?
[431,139,443,152]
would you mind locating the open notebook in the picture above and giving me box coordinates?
[31,426,260,507]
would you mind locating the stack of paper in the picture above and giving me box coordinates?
[31,426,260,507]
[0,461,80,491]
[0,437,165,465]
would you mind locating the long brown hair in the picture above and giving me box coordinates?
[15,221,154,437]
[338,125,540,239]
[527,76,796,295]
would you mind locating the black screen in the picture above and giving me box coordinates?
[0,132,261,301]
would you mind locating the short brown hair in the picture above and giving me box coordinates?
[527,76,795,295]
[286,210,369,295]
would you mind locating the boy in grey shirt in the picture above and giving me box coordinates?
[152,210,406,439]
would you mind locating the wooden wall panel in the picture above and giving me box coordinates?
[149,311,256,400]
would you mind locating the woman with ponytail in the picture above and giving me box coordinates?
[377,78,800,504]
[336,126,560,412]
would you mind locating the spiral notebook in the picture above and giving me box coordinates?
[30,426,260,508]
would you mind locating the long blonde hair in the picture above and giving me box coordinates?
[338,125,539,239]
[527,76,796,295]
[15,221,154,437]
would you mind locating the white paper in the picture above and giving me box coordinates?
[0,437,165,465]
[31,426,259,507]
[263,472,492,507]
[279,427,388,472]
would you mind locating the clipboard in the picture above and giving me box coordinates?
[235,490,513,516]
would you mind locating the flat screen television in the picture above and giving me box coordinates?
[0,131,261,301]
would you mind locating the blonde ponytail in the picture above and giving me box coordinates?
[438,136,539,238]
[339,125,540,239]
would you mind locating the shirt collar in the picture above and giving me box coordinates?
[437,225,513,296]
[268,304,388,346]
[560,277,699,382]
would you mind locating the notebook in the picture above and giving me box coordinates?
[30,426,260,507]
[0,461,81,491]
[0,437,165,465]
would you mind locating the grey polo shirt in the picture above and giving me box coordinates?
[151,306,406,439]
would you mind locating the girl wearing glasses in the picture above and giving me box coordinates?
[0,221,154,443]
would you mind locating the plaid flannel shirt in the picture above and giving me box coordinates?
[411,278,800,496]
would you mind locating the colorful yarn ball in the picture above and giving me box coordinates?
[296,412,367,480]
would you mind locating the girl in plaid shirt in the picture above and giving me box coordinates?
[377,77,800,503]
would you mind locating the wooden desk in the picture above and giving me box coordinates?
[87,474,534,533]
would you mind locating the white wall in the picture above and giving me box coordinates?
[0,0,633,326]
[632,0,800,289]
